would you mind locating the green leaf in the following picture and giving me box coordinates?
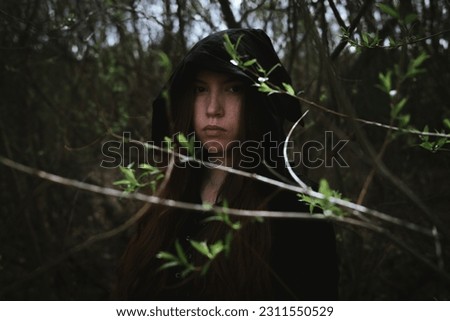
[405,52,429,79]
[319,93,328,102]
[177,133,194,156]
[158,261,180,271]
[317,179,347,216]
[157,51,172,71]
[389,37,396,47]
[419,135,449,153]
[190,240,212,259]
[420,125,430,142]
[119,166,139,186]
[223,33,236,60]
[234,34,244,52]
[113,179,131,186]
[210,241,224,257]
[362,33,369,46]
[181,266,195,278]
[370,33,380,47]
[435,138,449,150]
[200,261,211,276]
[443,118,450,130]
[243,58,257,67]
[398,114,410,127]
[391,97,408,118]
[221,199,229,213]
[411,52,429,69]
[377,70,392,93]
[201,215,222,224]
[230,221,242,230]
[224,231,233,256]
[202,202,213,211]
[253,216,264,223]
[282,82,296,96]
[299,194,319,214]
[175,240,188,265]
[156,251,178,261]
[257,82,276,94]
[139,163,158,173]
[138,163,152,170]
[403,13,418,25]
[420,141,433,151]
[377,3,400,19]
[177,132,188,144]
[164,136,173,144]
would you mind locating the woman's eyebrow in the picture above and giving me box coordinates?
[224,77,243,84]
[193,78,207,84]
[193,76,243,84]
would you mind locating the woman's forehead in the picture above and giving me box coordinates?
[194,70,244,83]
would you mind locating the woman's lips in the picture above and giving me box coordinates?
[203,125,226,135]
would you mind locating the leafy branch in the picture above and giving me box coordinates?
[223,33,297,98]
[156,202,238,278]
[113,163,164,193]
[223,33,450,139]
[300,179,348,217]
[340,4,449,52]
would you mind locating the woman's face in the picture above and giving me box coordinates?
[193,70,244,155]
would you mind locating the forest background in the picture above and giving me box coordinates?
[1,0,449,300]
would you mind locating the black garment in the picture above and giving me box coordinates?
[151,188,339,301]
[268,190,339,300]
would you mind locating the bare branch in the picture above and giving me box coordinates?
[298,85,449,138]
[330,0,374,60]
[217,0,240,29]
[327,0,348,30]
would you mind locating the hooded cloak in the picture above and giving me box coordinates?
[151,28,302,145]
[141,29,339,300]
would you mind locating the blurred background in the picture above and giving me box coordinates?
[0,0,449,300]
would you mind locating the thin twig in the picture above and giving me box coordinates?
[297,96,450,138]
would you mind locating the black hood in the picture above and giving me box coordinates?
[151,28,302,144]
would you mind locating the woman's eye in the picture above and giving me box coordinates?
[194,86,206,94]
[227,85,243,93]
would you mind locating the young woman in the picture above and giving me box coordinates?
[116,28,339,300]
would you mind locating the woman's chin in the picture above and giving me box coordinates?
[203,141,225,154]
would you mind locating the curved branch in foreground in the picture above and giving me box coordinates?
[283,110,309,189]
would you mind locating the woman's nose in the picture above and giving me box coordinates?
[206,91,224,117]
